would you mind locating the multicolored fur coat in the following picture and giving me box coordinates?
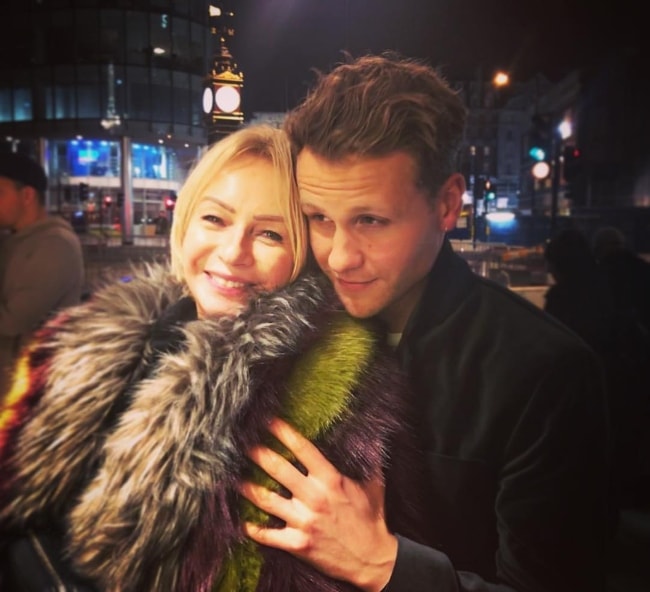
[0,264,426,592]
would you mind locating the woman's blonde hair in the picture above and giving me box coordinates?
[169,125,307,283]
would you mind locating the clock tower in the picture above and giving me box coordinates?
[203,4,244,145]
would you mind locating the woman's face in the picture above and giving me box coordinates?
[181,156,294,318]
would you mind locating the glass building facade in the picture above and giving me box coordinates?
[0,0,215,240]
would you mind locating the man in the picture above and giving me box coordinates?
[241,53,611,592]
[0,151,84,395]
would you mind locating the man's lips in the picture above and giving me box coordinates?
[333,276,376,292]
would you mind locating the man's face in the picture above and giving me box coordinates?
[297,149,462,333]
[0,177,26,231]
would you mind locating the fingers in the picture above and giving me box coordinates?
[266,417,324,472]
[243,519,307,553]
[240,476,292,524]
[248,438,308,495]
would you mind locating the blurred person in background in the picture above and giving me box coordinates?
[592,226,650,507]
[0,151,84,397]
[545,227,649,512]
[592,226,650,340]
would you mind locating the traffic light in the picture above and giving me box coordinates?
[563,145,582,182]
[79,182,89,201]
[528,146,547,162]
[116,192,124,207]
[562,145,585,204]
[484,180,496,201]
[103,195,112,208]
[164,193,177,211]
[529,114,551,163]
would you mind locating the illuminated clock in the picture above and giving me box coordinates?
[214,85,241,114]
[202,87,214,114]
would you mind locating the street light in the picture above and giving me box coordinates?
[532,161,551,180]
[493,70,510,87]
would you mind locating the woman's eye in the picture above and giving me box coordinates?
[262,230,284,242]
[202,214,223,225]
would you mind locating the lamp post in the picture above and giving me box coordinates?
[468,68,510,249]
[549,127,561,238]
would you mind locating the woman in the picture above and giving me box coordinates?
[0,126,425,591]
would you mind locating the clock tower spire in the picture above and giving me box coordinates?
[202,3,244,145]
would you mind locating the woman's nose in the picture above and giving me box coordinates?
[218,228,253,266]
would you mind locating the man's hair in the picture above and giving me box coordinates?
[169,125,307,283]
[284,52,468,198]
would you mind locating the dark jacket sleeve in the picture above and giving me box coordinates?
[384,536,462,592]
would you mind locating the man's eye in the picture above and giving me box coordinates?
[308,213,328,223]
[358,215,381,225]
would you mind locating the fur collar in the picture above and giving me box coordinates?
[2,263,419,592]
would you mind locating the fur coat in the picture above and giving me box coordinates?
[0,264,426,592]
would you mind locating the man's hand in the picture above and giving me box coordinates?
[240,417,398,592]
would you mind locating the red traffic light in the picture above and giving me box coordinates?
[164,197,176,211]
[103,195,112,206]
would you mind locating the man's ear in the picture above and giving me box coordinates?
[437,173,465,231]
[20,185,38,207]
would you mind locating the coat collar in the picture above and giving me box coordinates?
[398,239,475,360]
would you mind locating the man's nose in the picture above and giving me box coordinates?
[328,229,363,272]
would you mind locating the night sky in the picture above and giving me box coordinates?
[229,0,646,113]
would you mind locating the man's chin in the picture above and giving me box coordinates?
[335,294,377,320]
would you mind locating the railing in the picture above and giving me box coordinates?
[81,238,550,308]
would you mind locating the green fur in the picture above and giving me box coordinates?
[282,313,377,435]
[214,540,263,592]
[215,313,377,590]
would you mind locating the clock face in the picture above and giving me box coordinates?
[215,85,241,114]
[202,87,214,114]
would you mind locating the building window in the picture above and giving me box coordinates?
[60,139,120,178]
[127,65,151,120]
[0,89,12,122]
[13,88,32,121]
[77,65,102,119]
[126,10,148,66]
[151,67,172,122]
[173,70,190,126]
[132,143,170,179]
[100,10,126,64]
[150,12,172,59]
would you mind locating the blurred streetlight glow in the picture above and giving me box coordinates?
[493,71,510,87]
[532,161,551,179]
[558,119,572,140]
[486,211,515,223]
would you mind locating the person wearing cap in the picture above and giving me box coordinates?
[0,151,84,395]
